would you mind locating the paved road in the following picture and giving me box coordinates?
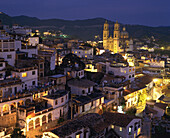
[139,117,151,138]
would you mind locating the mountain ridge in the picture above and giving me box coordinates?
[0,13,170,42]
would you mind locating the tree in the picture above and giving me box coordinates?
[61,53,85,69]
[126,107,137,115]
[11,127,26,138]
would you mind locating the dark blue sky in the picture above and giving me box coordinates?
[1,0,170,26]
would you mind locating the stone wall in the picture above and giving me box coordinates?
[0,112,16,127]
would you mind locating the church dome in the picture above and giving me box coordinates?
[120,27,129,39]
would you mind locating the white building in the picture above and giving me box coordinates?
[0,58,6,79]
[106,62,135,82]
[72,46,93,59]
[103,112,142,138]
[12,66,38,90]
[12,24,32,35]
[68,79,95,96]
[28,37,39,46]
[0,39,21,66]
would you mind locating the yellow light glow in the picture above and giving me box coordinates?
[146,97,151,101]
[22,72,27,77]
[137,128,141,135]
[153,79,158,83]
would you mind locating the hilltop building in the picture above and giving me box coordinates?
[103,21,133,53]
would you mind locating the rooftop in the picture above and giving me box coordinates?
[43,90,68,100]
[49,113,104,137]
[102,112,140,127]
[154,103,168,110]
[73,93,103,105]
[49,74,65,79]
[68,79,95,88]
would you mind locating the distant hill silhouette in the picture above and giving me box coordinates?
[0,12,170,42]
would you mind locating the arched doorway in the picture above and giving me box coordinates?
[3,104,9,114]
[48,113,52,122]
[28,120,34,130]
[10,102,16,112]
[35,118,40,128]
[25,99,31,106]
[42,115,46,124]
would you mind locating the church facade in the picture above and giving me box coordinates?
[103,21,133,53]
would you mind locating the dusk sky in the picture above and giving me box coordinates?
[1,0,170,26]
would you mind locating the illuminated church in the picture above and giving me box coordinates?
[103,21,133,53]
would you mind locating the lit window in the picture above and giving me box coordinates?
[76,134,80,138]
[22,72,27,77]
[85,51,87,54]
[120,127,122,131]
[111,125,114,129]
[75,51,77,53]
[129,127,132,132]
[124,70,126,73]
[129,69,131,72]
[85,55,87,58]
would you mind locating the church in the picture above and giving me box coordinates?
[103,21,133,53]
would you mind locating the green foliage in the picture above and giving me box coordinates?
[11,127,26,138]
[58,117,64,124]
[61,53,85,69]
[126,107,137,115]
[120,97,126,108]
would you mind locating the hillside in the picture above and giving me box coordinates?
[0,12,170,42]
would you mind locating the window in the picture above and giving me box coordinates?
[0,63,3,67]
[40,64,43,69]
[99,98,102,105]
[82,90,85,94]
[32,71,35,75]
[66,95,67,100]
[129,75,131,78]
[82,105,85,112]
[59,79,61,83]
[22,72,27,77]
[85,55,87,58]
[0,90,2,97]
[32,81,35,85]
[76,133,81,138]
[91,101,93,107]
[0,73,3,78]
[111,125,114,129]
[55,100,58,105]
[129,127,132,132]
[132,74,134,77]
[124,70,126,73]
[129,69,131,72]
[120,127,122,131]
[133,68,135,71]
[7,55,12,59]
[40,73,43,77]
[61,98,64,103]
[75,51,77,53]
